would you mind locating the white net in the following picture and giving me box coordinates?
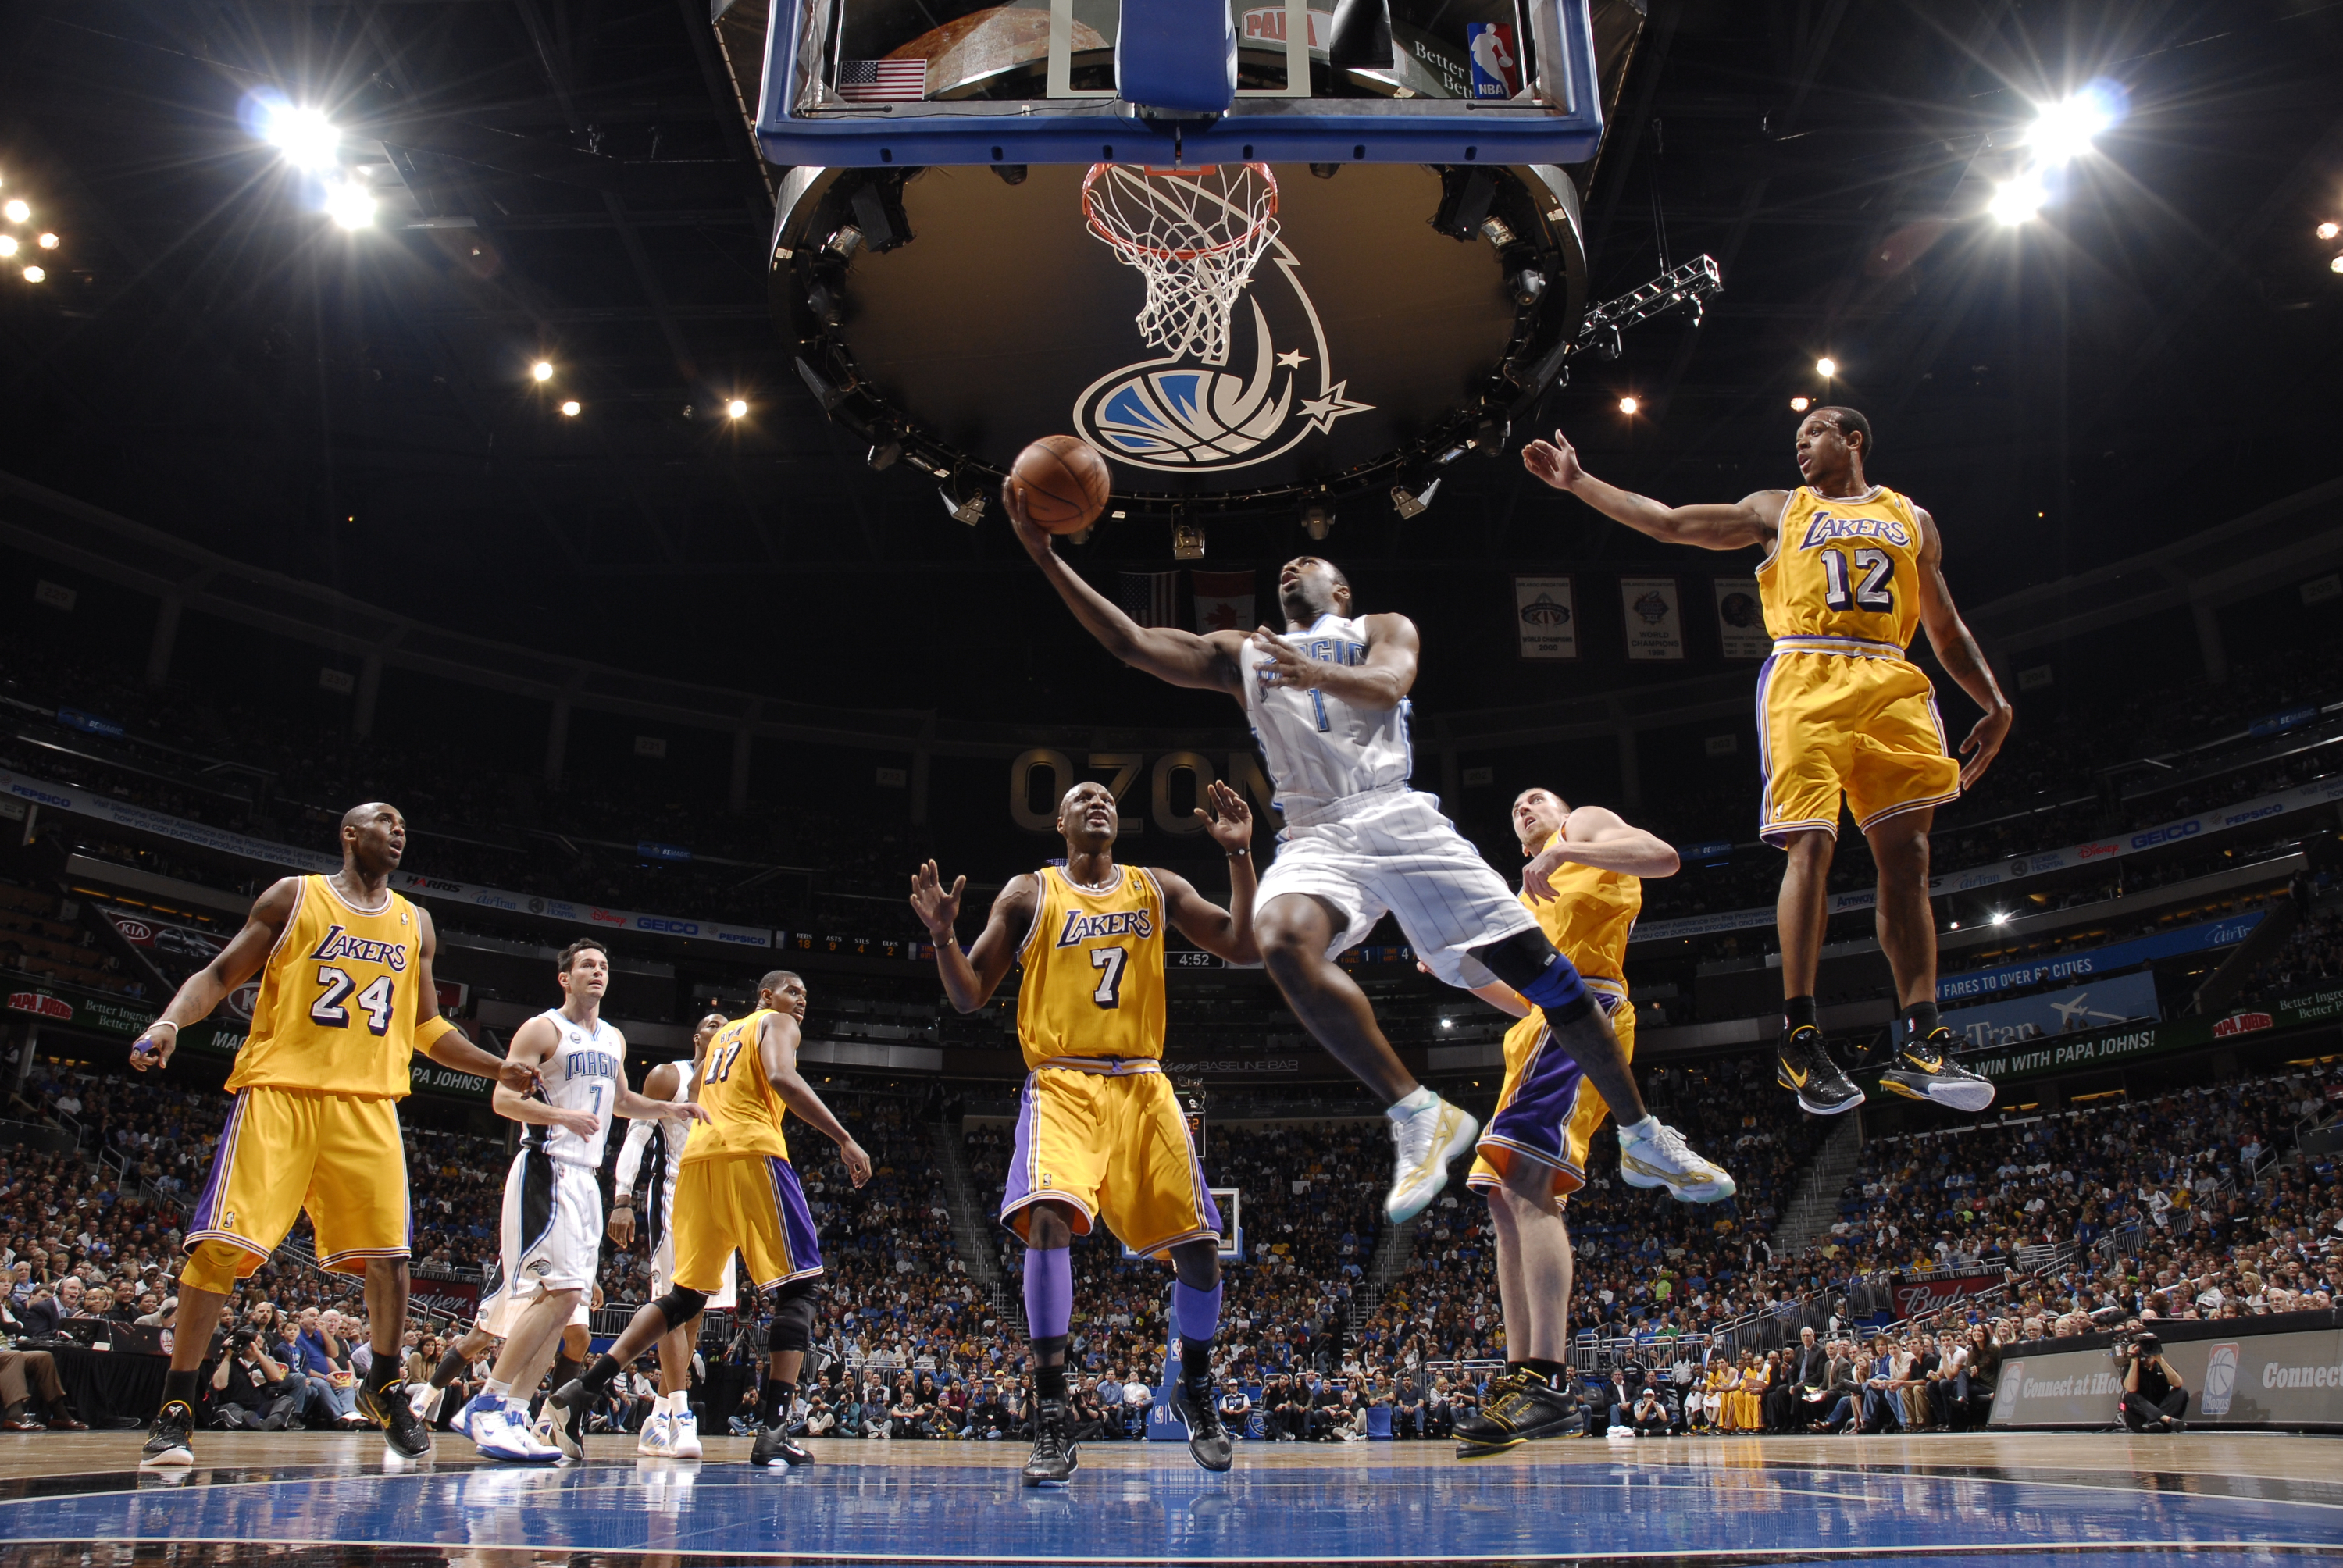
[1081,163,1280,368]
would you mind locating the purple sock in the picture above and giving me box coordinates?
[1172,1281,1222,1342]
[1023,1245,1072,1340]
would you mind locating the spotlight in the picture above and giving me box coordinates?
[21,265,43,283]
[1301,504,1333,541]
[2027,80,2126,166]
[1815,356,1836,378]
[1790,396,1811,412]
[1618,396,1639,415]
[2,199,27,223]
[1172,524,1206,561]
[940,486,986,527]
[2332,255,2343,275]
[1990,910,2010,925]
[1391,478,1440,519]
[559,399,581,417]
[1988,173,2047,226]
[2322,222,2341,241]
[0,237,13,257]
[259,99,341,173]
[726,398,749,419]
[531,361,554,383]
[868,436,904,471]
[35,233,55,250]
[1507,267,1547,306]
[1439,1017,1453,1031]
[322,180,376,230]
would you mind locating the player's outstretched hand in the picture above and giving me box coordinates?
[1000,479,1052,561]
[1521,837,1578,903]
[1196,779,1253,853]
[1521,429,1583,490]
[1958,704,2013,789]
[839,1138,873,1188]
[908,860,965,941]
[494,1057,543,1096]
[1248,627,1320,690]
[608,1205,635,1248]
[673,1101,712,1124]
[129,1022,178,1072]
[554,1108,602,1139]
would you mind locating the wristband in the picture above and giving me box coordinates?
[1225,848,1250,860]
[613,1193,635,1206]
[413,1014,459,1053]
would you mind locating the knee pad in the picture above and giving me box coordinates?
[653,1288,708,1335]
[1467,928,1592,1024]
[768,1281,818,1354]
[179,1240,250,1296]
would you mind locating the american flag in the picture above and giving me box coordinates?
[836,59,927,102]
[1118,570,1179,629]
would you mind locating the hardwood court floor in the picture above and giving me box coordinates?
[0,1429,2334,1565]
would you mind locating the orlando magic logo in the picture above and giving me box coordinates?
[1075,240,1373,473]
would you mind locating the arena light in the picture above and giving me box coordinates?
[21,265,43,283]
[1988,173,2048,226]
[0,236,14,258]
[530,360,554,383]
[1618,396,1639,415]
[1991,910,2010,925]
[2331,255,2343,275]
[2027,81,2127,166]
[322,180,376,230]
[1814,357,1836,379]
[35,232,56,250]
[256,97,341,173]
[2322,222,2342,241]
[726,398,749,419]
[559,399,581,417]
[2,198,27,223]
[1789,396,1810,412]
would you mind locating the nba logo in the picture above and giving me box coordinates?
[1467,23,1520,99]
[2200,1342,2239,1418]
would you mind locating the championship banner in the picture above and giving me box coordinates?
[1620,577,1684,660]
[1940,970,2162,1053]
[1514,576,1576,660]
[1192,569,1257,633]
[1713,578,1771,659]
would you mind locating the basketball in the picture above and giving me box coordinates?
[1008,434,1112,534]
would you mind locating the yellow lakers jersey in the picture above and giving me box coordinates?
[1757,485,1927,649]
[227,875,424,1099]
[1015,864,1167,1069]
[682,1010,791,1164]
[1520,832,1639,992]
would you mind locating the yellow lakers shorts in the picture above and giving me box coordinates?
[1468,985,1635,1206]
[1001,1060,1220,1259]
[670,1152,822,1294]
[1756,640,1961,846]
[183,1086,408,1290]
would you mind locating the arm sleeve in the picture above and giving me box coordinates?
[614,1117,656,1193]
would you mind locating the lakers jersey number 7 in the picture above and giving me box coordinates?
[228,874,424,1100]
[1757,486,1927,650]
[1015,864,1168,1067]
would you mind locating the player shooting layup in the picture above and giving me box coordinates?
[549,972,871,1468]
[1524,408,2010,1116]
[909,777,1258,1484]
[1449,787,1699,1456]
[610,1010,734,1459]
[127,803,537,1467]
[1005,500,1731,1224]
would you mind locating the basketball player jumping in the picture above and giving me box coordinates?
[908,776,1258,1484]
[1004,499,1731,1224]
[1450,786,1695,1456]
[1523,408,2010,1114]
[127,803,540,1468]
[547,972,870,1467]
[609,1010,733,1459]
[459,938,705,1462]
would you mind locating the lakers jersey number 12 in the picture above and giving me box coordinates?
[1015,864,1168,1068]
[1758,485,1927,650]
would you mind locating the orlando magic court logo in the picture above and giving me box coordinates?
[1075,244,1373,473]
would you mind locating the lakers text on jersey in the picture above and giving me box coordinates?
[1752,486,1961,846]
[1470,837,1641,1202]
[669,1010,822,1294]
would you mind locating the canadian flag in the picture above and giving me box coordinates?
[1193,569,1257,634]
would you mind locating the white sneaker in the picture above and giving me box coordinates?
[1385,1095,1479,1224]
[475,1402,562,1463]
[637,1409,673,1457]
[670,1409,703,1459]
[1617,1119,1735,1203]
[450,1390,497,1441]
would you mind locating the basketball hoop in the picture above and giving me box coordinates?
[1081,163,1279,368]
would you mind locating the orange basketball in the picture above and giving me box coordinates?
[1009,435,1112,534]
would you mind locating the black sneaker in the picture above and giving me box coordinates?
[1453,1371,1582,1459]
[1171,1379,1232,1474]
[1778,1025,1863,1115]
[750,1424,814,1467]
[1021,1398,1079,1487]
[541,1379,590,1459]
[139,1400,195,1469]
[358,1378,433,1461]
[1879,1028,1995,1113]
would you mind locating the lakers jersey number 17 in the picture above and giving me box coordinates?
[1757,486,1927,650]
[1015,864,1168,1067]
[682,1009,791,1164]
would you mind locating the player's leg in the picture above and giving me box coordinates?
[1000,1069,1109,1485]
[1457,1172,1577,1457]
[1850,679,1992,1112]
[737,1154,826,1467]
[1107,1072,1229,1472]
[1761,654,1867,1114]
[476,1289,577,1459]
[305,1092,433,1456]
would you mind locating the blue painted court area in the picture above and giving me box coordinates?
[4,1449,2341,1565]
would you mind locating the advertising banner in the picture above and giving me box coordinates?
[1891,1270,2005,1320]
[1965,981,2343,1083]
[1936,913,2261,1002]
[1713,578,1771,659]
[410,1273,481,1322]
[1620,577,1685,661]
[1940,970,2163,1052]
[1514,576,1577,660]
[1990,1313,2343,1429]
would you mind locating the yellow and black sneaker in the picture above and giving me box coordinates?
[1453,1370,1583,1459]
[1880,1028,1995,1113]
[1777,1025,1863,1115]
[139,1399,194,1469]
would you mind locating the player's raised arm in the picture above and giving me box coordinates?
[755,1008,872,1188]
[1247,611,1420,710]
[1156,781,1260,964]
[1004,490,1246,693]
[127,875,301,1071]
[1911,506,2013,789]
[1523,429,1783,552]
[1522,806,1681,902]
[412,907,539,1095]
[491,1014,598,1139]
[911,864,1038,1012]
